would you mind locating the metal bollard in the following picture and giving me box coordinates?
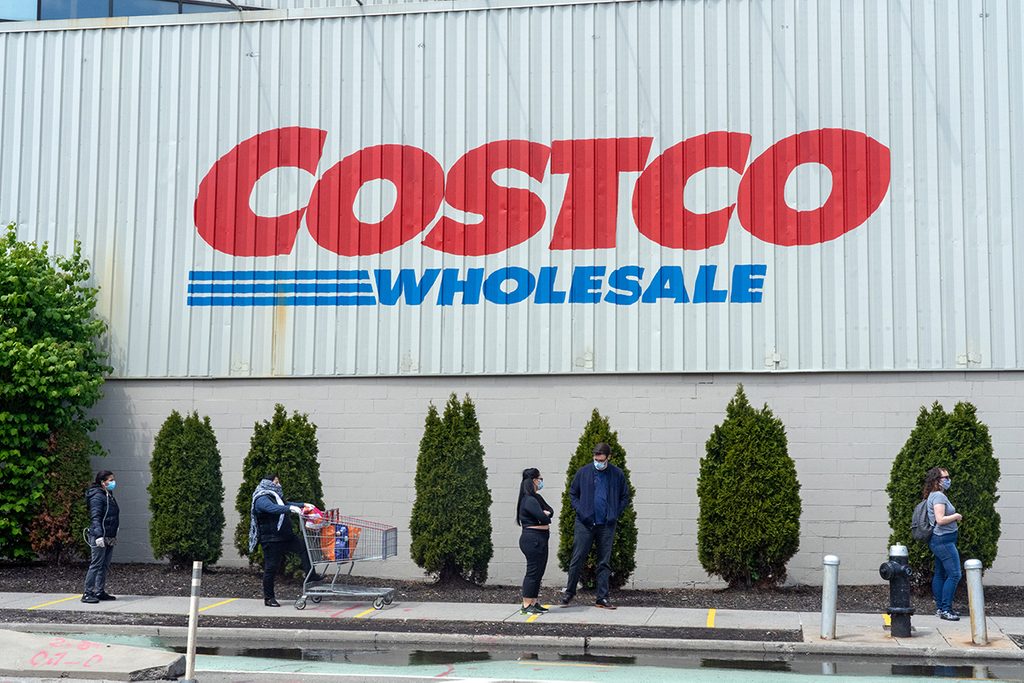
[879,545,914,638]
[965,559,987,645]
[183,561,203,683]
[820,555,840,639]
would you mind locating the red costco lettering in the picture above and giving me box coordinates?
[194,127,327,257]
[737,128,891,246]
[422,140,551,256]
[194,128,891,256]
[632,132,752,250]
[307,144,444,256]
[547,137,653,250]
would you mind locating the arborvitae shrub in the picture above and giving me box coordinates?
[886,402,1000,586]
[697,385,802,588]
[410,394,493,584]
[556,409,638,590]
[233,404,325,571]
[28,428,99,563]
[148,411,225,565]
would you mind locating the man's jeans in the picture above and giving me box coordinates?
[84,544,115,595]
[564,519,616,600]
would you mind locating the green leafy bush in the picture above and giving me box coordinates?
[556,409,638,589]
[0,225,110,559]
[28,428,99,563]
[886,401,1000,585]
[233,404,325,571]
[410,394,493,584]
[148,411,226,565]
[697,385,802,588]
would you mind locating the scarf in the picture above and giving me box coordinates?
[248,479,285,552]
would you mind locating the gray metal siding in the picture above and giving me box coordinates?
[1,0,1022,377]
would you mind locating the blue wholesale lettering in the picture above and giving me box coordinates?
[186,264,768,307]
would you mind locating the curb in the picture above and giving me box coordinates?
[6,622,1022,662]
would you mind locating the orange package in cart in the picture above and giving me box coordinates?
[348,526,361,557]
[319,524,336,562]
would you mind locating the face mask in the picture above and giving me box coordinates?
[940,478,951,491]
[593,460,608,471]
[536,480,544,491]
[106,481,117,491]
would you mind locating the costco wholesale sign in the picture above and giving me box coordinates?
[191,128,889,308]
[1,0,1022,377]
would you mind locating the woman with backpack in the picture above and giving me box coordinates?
[924,466,963,621]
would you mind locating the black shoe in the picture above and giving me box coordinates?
[595,598,617,610]
[96,592,117,601]
[533,603,549,613]
[521,604,547,615]
[264,598,281,607]
[939,610,960,621]
[558,592,573,607]
[81,593,99,604]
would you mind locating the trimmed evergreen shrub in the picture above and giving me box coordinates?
[410,394,493,584]
[28,428,99,563]
[233,404,325,570]
[697,385,802,588]
[148,411,226,565]
[556,409,638,590]
[886,401,1000,585]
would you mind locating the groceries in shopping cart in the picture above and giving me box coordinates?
[296,508,397,611]
[301,504,324,528]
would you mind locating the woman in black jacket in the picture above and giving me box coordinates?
[82,470,120,604]
[517,468,553,615]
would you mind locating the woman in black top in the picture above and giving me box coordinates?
[517,467,553,615]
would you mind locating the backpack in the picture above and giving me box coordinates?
[910,499,934,542]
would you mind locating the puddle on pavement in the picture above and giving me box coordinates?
[159,643,1022,679]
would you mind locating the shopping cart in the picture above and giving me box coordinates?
[295,508,399,610]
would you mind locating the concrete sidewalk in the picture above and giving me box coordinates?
[1,590,1022,661]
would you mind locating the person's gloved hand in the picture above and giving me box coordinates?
[289,506,302,515]
[95,537,106,547]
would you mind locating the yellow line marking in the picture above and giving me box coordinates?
[706,608,716,628]
[199,598,239,612]
[524,604,550,622]
[353,607,377,619]
[27,596,79,610]
[882,614,891,627]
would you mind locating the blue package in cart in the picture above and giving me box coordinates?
[334,524,350,560]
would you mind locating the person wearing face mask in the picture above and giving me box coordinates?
[559,442,631,609]
[517,468,554,615]
[249,474,316,607]
[924,466,963,621]
[82,470,120,604]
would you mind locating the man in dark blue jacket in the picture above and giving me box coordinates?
[559,442,631,609]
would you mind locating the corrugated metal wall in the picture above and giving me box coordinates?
[1,0,1022,378]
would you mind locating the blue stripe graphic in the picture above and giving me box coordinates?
[188,270,369,281]
[188,282,373,294]
[188,295,376,307]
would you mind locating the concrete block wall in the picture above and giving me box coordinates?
[91,371,1024,588]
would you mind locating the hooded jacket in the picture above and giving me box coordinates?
[86,485,120,540]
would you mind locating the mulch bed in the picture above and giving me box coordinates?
[2,561,1022,617]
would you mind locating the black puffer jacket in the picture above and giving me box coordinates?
[86,485,120,540]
